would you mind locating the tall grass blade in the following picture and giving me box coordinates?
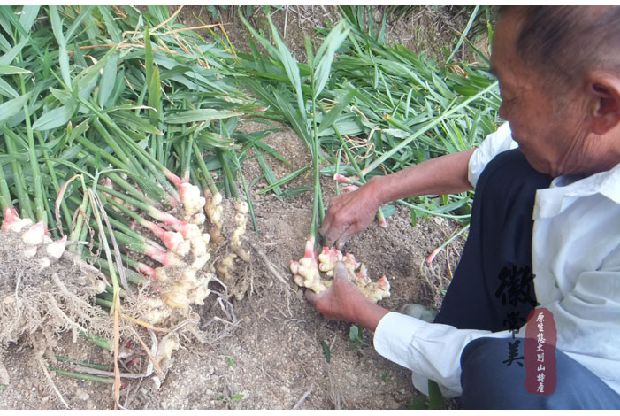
[313,21,349,99]
[0,65,30,75]
[32,105,73,131]
[98,52,119,109]
[49,6,72,89]
[0,94,28,122]
[446,5,480,64]
[168,109,242,124]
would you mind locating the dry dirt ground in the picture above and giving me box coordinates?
[0,6,472,410]
[177,5,478,62]
[0,121,465,410]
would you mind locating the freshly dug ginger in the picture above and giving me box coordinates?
[290,236,390,303]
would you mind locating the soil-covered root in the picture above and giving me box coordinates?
[0,225,110,381]
[214,198,252,301]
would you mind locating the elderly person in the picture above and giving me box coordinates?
[307,6,620,409]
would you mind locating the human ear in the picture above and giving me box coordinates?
[587,72,620,135]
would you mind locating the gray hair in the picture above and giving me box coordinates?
[499,6,620,89]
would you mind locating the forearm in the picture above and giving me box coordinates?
[353,301,389,332]
[370,149,474,205]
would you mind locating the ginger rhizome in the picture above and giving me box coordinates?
[0,207,109,351]
[106,170,250,325]
[290,236,390,303]
[0,164,252,387]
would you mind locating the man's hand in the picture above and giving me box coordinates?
[320,150,475,249]
[319,179,383,249]
[305,261,389,331]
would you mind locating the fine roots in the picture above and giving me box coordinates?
[0,187,253,394]
[0,229,110,364]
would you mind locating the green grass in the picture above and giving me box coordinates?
[225,356,237,368]
[348,324,364,351]
[0,5,264,242]
[0,3,498,344]
[234,7,500,232]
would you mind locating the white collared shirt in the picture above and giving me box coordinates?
[373,122,620,397]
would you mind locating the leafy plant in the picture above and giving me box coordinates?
[404,381,446,410]
[235,7,501,228]
[237,12,350,239]
[225,356,237,368]
[348,324,364,351]
[0,5,263,404]
[321,339,332,363]
[230,392,244,402]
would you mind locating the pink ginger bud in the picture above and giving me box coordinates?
[146,247,184,267]
[46,235,67,259]
[163,168,182,187]
[377,209,388,228]
[136,263,157,280]
[377,275,390,290]
[425,248,441,267]
[143,220,164,238]
[355,264,371,284]
[333,173,350,184]
[1,207,19,231]
[303,236,316,260]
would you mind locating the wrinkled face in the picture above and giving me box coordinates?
[491,12,590,176]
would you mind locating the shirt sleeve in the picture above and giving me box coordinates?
[373,244,620,398]
[373,312,513,397]
[468,122,517,188]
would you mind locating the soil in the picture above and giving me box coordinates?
[0,120,465,410]
[0,6,472,410]
[177,5,482,63]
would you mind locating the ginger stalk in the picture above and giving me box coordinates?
[230,200,249,262]
[203,190,224,245]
